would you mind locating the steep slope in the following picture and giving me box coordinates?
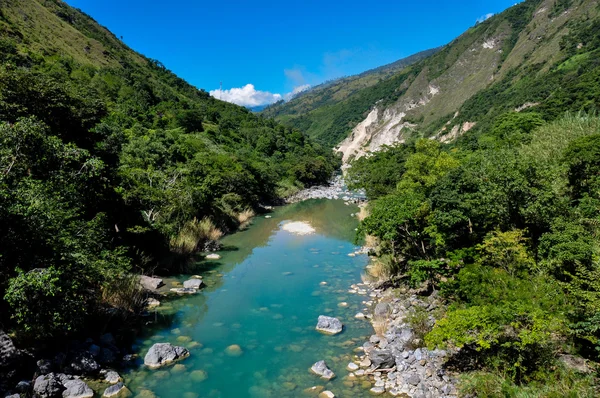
[266,0,600,162]
[261,48,439,146]
[0,0,338,347]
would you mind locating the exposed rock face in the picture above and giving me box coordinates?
[62,379,94,398]
[315,316,343,335]
[139,275,164,291]
[183,278,204,289]
[310,360,335,380]
[144,343,190,369]
[33,373,65,398]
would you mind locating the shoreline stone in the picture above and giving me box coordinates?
[310,360,335,380]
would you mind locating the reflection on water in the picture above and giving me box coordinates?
[124,200,373,397]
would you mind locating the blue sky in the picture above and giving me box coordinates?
[66,0,519,107]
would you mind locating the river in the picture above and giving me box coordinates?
[124,199,374,397]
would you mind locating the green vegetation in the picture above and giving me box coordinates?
[266,0,600,152]
[352,113,600,394]
[0,0,337,341]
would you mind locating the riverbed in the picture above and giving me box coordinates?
[124,199,374,397]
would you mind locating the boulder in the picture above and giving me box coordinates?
[183,279,204,289]
[15,380,32,393]
[68,352,100,375]
[144,343,190,369]
[315,316,343,335]
[102,382,131,397]
[62,379,94,398]
[139,276,164,291]
[0,330,18,367]
[369,349,395,369]
[102,370,122,384]
[34,373,65,398]
[310,360,335,380]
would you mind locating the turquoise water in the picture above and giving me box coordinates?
[125,200,373,397]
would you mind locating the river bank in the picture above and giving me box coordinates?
[343,277,459,397]
[285,175,366,204]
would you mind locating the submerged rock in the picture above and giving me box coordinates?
[315,316,343,335]
[224,344,243,357]
[144,343,190,369]
[169,288,198,294]
[310,360,335,380]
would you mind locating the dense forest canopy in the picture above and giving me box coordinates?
[0,0,338,341]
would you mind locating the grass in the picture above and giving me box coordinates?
[169,217,223,255]
[237,208,255,229]
[101,274,146,315]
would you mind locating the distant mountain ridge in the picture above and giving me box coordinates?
[264,0,600,162]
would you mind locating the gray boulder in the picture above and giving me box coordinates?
[315,316,343,335]
[310,360,335,380]
[102,382,130,397]
[37,359,54,375]
[139,276,164,291]
[183,278,204,289]
[34,373,65,398]
[144,343,190,369]
[369,349,395,369]
[62,379,93,398]
[15,380,32,393]
[0,330,18,367]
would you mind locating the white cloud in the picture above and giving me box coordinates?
[209,84,282,107]
[477,13,494,23]
[210,83,311,107]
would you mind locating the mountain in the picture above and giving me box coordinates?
[0,0,338,348]
[261,48,440,145]
[265,0,600,162]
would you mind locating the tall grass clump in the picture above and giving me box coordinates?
[237,208,255,229]
[170,217,223,255]
[101,274,146,315]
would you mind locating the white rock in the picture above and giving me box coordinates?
[206,253,221,260]
[347,362,359,371]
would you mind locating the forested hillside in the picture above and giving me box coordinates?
[261,48,439,146]
[266,0,600,162]
[344,0,600,392]
[0,0,338,342]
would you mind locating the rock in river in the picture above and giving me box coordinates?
[206,253,221,260]
[315,315,343,335]
[183,278,204,289]
[311,360,335,380]
[62,379,94,398]
[102,382,131,397]
[144,343,190,369]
